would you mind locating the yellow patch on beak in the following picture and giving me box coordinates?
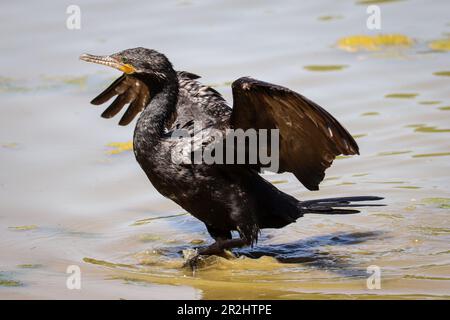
[120,63,136,74]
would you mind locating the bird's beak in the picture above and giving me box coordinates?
[79,53,136,74]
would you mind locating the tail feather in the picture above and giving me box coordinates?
[300,196,384,215]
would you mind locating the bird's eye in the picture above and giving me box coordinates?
[121,57,129,64]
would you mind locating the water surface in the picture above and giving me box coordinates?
[0,0,449,299]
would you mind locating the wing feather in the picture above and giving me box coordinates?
[119,85,151,126]
[91,75,127,105]
[90,75,151,126]
[231,77,358,190]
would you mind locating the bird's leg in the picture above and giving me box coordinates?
[198,238,248,255]
[184,238,249,270]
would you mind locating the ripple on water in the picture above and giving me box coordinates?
[412,226,450,236]
[0,75,88,93]
[420,197,450,209]
[403,275,450,281]
[131,213,188,226]
[81,231,393,298]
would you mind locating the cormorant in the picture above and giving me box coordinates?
[80,47,382,260]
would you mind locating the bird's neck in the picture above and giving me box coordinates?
[134,78,178,152]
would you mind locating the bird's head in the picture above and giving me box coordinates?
[79,47,177,126]
[80,47,175,82]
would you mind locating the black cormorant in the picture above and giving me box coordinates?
[80,47,382,260]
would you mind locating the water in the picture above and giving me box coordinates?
[1,0,449,299]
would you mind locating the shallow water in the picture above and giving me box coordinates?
[1,0,449,299]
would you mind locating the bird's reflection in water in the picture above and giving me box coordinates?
[92,229,388,300]
[236,231,386,277]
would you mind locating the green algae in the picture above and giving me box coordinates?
[336,155,351,160]
[106,141,133,155]
[317,15,343,21]
[385,93,418,99]
[361,112,380,116]
[2,143,18,149]
[418,101,441,105]
[352,173,369,177]
[337,34,413,52]
[8,225,38,231]
[378,150,412,156]
[395,186,421,189]
[83,257,137,269]
[303,65,348,72]
[0,279,23,287]
[17,264,43,269]
[429,39,450,51]
[433,71,450,77]
[190,239,205,245]
[138,234,161,242]
[412,152,450,158]
[414,126,450,133]
[270,180,288,185]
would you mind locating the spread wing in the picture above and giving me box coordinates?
[90,71,202,126]
[231,77,359,191]
[90,75,150,126]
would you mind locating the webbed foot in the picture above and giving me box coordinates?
[182,248,205,271]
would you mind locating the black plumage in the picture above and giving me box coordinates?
[80,47,382,258]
